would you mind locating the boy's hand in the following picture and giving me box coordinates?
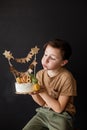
[29,88,45,95]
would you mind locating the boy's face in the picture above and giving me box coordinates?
[41,45,68,70]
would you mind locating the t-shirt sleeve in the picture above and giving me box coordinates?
[59,74,77,96]
[36,70,43,86]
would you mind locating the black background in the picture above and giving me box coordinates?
[0,0,87,130]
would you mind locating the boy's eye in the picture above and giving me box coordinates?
[44,53,56,60]
[50,57,56,60]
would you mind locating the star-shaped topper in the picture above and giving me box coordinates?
[3,46,40,78]
[3,50,14,60]
[30,46,40,55]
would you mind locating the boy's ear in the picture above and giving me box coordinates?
[61,60,68,66]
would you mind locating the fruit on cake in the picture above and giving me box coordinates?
[14,71,40,94]
[15,73,40,94]
[3,46,41,94]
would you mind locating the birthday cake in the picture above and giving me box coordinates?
[14,71,40,94]
[3,46,40,94]
[15,82,33,94]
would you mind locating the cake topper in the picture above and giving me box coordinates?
[3,46,40,81]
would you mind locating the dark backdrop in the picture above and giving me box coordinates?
[0,0,87,130]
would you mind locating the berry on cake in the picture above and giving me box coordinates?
[3,46,41,94]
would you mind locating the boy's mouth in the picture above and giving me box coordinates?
[43,64,48,70]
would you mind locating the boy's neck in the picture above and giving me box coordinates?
[47,68,62,77]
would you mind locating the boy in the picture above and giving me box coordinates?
[22,38,77,130]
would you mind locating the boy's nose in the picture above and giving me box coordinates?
[45,57,49,63]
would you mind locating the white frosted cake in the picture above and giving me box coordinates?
[15,82,33,94]
[3,46,40,94]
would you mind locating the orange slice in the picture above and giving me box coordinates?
[33,83,40,91]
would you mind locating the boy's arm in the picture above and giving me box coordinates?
[39,90,70,113]
[31,93,46,106]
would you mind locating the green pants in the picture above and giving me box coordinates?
[22,107,74,130]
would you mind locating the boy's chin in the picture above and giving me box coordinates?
[43,67,48,70]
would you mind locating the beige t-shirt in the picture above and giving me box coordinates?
[36,67,77,116]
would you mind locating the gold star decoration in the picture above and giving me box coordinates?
[3,50,14,60]
[14,46,40,63]
[31,60,37,66]
[3,46,40,78]
[15,58,26,63]
[30,46,40,55]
